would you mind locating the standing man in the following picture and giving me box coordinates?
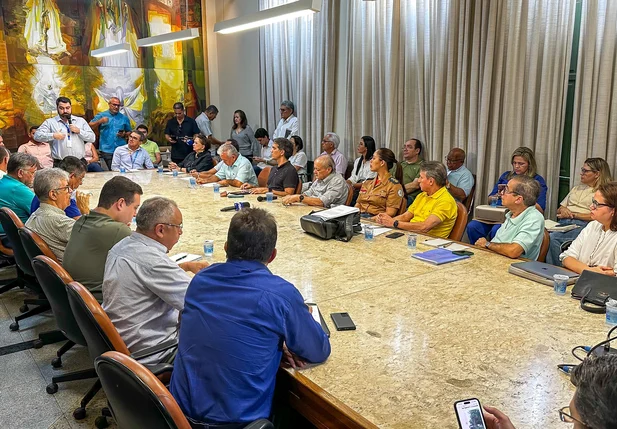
[195,105,224,158]
[89,97,132,170]
[18,126,54,168]
[135,124,161,166]
[35,97,96,166]
[170,208,330,426]
[445,148,475,202]
[111,130,154,171]
[272,100,299,139]
[398,138,424,205]
[164,102,200,164]
[320,132,347,175]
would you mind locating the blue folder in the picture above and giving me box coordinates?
[411,248,471,265]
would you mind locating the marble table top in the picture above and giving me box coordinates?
[82,171,609,428]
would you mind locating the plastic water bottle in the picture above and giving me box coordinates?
[266,192,274,203]
[364,225,374,241]
[213,183,220,199]
[120,167,126,174]
[606,299,617,326]
[157,165,163,173]
[203,240,214,258]
[172,170,179,177]
[189,177,197,189]
[553,274,569,295]
[407,233,417,249]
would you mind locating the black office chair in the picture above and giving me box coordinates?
[0,208,55,337]
[65,281,177,422]
[95,351,274,429]
[0,234,21,295]
[31,256,96,391]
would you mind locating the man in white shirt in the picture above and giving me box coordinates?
[195,105,224,158]
[103,197,209,363]
[320,132,348,176]
[34,97,96,166]
[272,100,299,139]
[253,128,275,175]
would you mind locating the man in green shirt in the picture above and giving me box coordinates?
[395,138,423,205]
[62,176,143,300]
[136,124,162,165]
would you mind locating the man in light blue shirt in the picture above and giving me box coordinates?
[34,97,96,164]
[89,97,132,170]
[200,144,258,187]
[0,153,37,234]
[111,130,154,171]
[475,175,545,260]
[445,148,475,202]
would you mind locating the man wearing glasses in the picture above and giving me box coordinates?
[89,97,132,170]
[25,168,75,262]
[483,354,617,429]
[272,100,299,139]
[102,197,209,364]
[0,153,38,234]
[111,130,154,171]
[475,175,545,260]
[445,148,475,202]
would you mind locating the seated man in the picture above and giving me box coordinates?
[25,168,75,262]
[0,146,9,179]
[281,155,348,208]
[18,126,54,169]
[375,161,457,238]
[320,132,347,175]
[198,143,258,187]
[136,124,162,166]
[483,354,617,429]
[63,176,142,300]
[170,208,331,426]
[445,148,475,202]
[475,175,544,260]
[31,156,89,220]
[103,197,208,363]
[397,138,424,204]
[241,138,298,196]
[253,127,275,175]
[193,139,239,179]
[0,153,38,233]
[111,130,154,171]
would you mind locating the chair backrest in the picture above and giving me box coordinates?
[462,174,477,214]
[31,256,87,346]
[448,201,469,241]
[0,207,35,276]
[538,229,550,262]
[397,194,408,216]
[257,167,271,188]
[19,227,60,264]
[294,180,302,194]
[95,351,191,429]
[66,281,131,363]
[344,182,354,206]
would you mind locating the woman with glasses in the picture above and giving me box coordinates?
[466,147,548,244]
[559,182,617,276]
[347,136,377,206]
[355,148,403,217]
[546,158,612,265]
[169,134,213,174]
[230,110,259,163]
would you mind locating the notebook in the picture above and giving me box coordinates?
[508,261,579,286]
[411,248,471,265]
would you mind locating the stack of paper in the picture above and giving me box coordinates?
[423,238,470,252]
[313,206,359,220]
[170,253,202,263]
[545,219,580,232]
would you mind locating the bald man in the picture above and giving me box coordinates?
[89,97,132,169]
[445,148,475,201]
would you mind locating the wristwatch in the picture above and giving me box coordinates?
[299,194,305,203]
[485,241,491,249]
[393,220,399,229]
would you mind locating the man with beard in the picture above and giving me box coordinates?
[35,97,96,166]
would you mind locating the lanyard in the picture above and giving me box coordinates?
[62,121,71,141]
[130,150,139,169]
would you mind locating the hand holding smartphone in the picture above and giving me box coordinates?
[454,398,487,429]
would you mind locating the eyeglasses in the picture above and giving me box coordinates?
[160,222,183,230]
[109,103,121,107]
[503,186,519,196]
[591,198,613,210]
[581,167,597,174]
[128,135,141,141]
[52,186,71,193]
[558,406,585,425]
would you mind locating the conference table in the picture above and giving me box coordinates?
[83,171,609,429]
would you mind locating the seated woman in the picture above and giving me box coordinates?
[347,136,377,206]
[560,182,617,276]
[169,134,213,173]
[289,135,308,182]
[547,158,612,265]
[355,148,403,217]
[84,142,103,172]
[466,146,548,243]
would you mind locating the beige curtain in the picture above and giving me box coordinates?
[571,0,617,178]
[345,0,576,217]
[259,0,339,160]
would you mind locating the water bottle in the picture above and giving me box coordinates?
[213,183,220,199]
[157,165,163,173]
[120,167,126,174]
[189,177,197,189]
[172,170,179,177]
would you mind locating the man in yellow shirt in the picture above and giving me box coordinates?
[375,161,457,238]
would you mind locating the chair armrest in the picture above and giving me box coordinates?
[560,240,573,253]
[143,362,174,377]
[244,419,274,429]
[131,338,178,361]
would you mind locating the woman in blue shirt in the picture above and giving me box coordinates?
[467,147,548,244]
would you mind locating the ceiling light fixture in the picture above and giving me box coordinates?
[90,43,130,58]
[137,28,200,48]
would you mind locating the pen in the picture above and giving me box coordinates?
[175,255,188,262]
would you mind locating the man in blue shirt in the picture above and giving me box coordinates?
[199,143,258,187]
[170,208,331,426]
[0,153,38,234]
[89,97,132,170]
[111,130,154,171]
[445,148,475,202]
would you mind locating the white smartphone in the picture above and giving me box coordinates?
[454,398,487,429]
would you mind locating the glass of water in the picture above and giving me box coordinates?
[364,225,374,241]
[203,240,214,258]
[407,233,417,249]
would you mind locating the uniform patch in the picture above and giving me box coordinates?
[388,177,400,184]
[398,189,404,197]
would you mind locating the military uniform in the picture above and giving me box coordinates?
[356,173,404,215]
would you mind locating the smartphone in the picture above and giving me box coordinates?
[385,232,404,239]
[454,398,487,429]
[305,303,330,337]
[330,312,356,331]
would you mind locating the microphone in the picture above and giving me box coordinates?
[257,195,278,202]
[220,202,251,212]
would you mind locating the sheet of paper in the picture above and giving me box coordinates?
[360,225,391,236]
[200,183,216,188]
[169,253,202,263]
[313,205,359,220]
[423,238,452,247]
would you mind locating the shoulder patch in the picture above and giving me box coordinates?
[388,177,400,184]
[398,189,404,198]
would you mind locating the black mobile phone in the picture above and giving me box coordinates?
[385,232,404,239]
[454,398,487,429]
[330,312,356,331]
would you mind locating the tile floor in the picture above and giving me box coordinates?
[0,267,116,429]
